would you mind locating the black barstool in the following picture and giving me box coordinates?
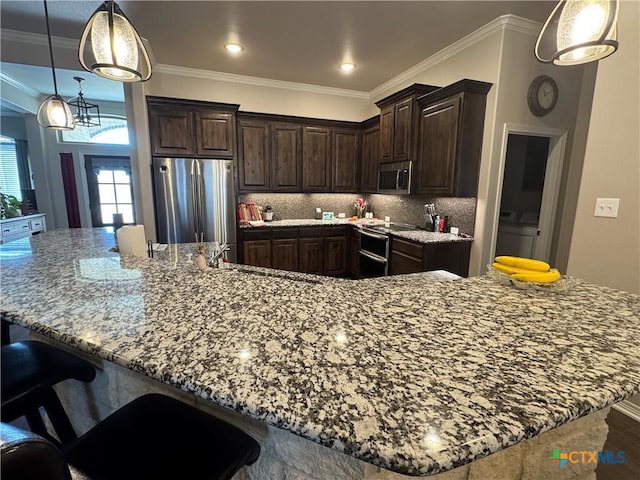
[1,393,261,480]
[1,340,96,446]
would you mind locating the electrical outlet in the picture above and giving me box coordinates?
[594,198,620,218]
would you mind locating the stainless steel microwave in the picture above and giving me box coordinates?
[377,161,412,194]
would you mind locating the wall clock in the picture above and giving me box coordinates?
[527,75,558,117]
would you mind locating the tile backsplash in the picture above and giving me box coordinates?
[366,194,476,235]
[238,193,364,220]
[238,193,476,235]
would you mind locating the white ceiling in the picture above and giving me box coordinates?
[0,1,554,98]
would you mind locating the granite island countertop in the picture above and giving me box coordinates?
[1,228,639,476]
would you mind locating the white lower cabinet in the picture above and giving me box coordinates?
[0,214,46,244]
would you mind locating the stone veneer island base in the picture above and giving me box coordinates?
[42,332,608,480]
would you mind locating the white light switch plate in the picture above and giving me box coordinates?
[594,198,620,218]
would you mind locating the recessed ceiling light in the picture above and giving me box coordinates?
[339,62,356,73]
[224,43,244,54]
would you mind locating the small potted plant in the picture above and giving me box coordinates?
[354,197,366,219]
[0,192,23,219]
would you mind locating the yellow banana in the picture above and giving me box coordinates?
[511,268,561,283]
[495,256,550,272]
[491,262,540,275]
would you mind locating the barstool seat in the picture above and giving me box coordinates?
[1,341,96,445]
[1,393,261,480]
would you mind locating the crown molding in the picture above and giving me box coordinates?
[0,72,41,98]
[370,14,541,99]
[1,28,79,50]
[154,64,369,99]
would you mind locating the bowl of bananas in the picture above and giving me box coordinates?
[487,256,573,292]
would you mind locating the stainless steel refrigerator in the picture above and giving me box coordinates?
[152,157,236,262]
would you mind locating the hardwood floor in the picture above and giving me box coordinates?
[597,408,640,480]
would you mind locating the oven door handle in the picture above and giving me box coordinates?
[360,230,389,241]
[359,250,388,264]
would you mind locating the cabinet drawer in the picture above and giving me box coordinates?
[30,217,46,232]
[323,225,349,236]
[1,219,31,237]
[272,227,298,239]
[391,237,423,259]
[241,229,271,241]
[299,227,323,238]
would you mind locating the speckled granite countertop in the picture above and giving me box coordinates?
[1,229,639,476]
[241,219,473,244]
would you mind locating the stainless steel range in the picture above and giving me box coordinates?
[359,223,420,277]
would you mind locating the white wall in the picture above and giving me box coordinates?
[0,115,27,139]
[567,1,640,294]
[482,27,589,275]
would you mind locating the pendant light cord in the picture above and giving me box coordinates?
[43,0,59,95]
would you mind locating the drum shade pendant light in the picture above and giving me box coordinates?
[79,1,152,82]
[68,77,101,127]
[37,0,75,130]
[535,0,619,66]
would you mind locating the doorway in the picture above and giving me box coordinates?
[492,125,567,263]
[84,155,135,227]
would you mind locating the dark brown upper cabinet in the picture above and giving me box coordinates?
[271,123,302,192]
[148,107,195,156]
[379,106,394,163]
[332,128,359,193]
[238,119,270,192]
[147,97,239,159]
[195,111,235,157]
[375,84,439,167]
[360,117,380,193]
[303,126,332,192]
[416,79,492,197]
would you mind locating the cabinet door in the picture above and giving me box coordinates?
[195,112,235,157]
[303,126,332,192]
[349,234,360,277]
[390,237,423,275]
[360,125,380,193]
[379,105,394,162]
[393,98,413,162]
[299,237,324,275]
[423,241,471,277]
[390,251,422,275]
[271,124,302,192]
[238,120,270,192]
[243,240,272,268]
[324,236,348,276]
[332,128,359,193]
[416,97,460,195]
[149,108,195,156]
[272,238,299,271]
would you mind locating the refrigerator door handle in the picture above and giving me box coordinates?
[190,159,200,243]
[196,160,204,243]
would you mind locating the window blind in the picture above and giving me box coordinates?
[0,136,21,200]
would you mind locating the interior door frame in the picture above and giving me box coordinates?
[490,123,567,262]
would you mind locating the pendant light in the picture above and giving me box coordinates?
[37,0,75,130]
[78,1,152,82]
[535,0,619,66]
[68,77,101,127]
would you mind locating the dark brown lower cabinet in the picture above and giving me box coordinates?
[243,240,271,268]
[349,229,360,278]
[299,237,324,274]
[390,251,422,275]
[271,238,298,272]
[324,236,348,276]
[239,226,348,276]
[390,237,471,277]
